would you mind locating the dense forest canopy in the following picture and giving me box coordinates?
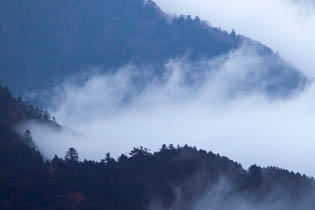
[0,84,315,210]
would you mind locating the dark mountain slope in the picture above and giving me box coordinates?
[0,0,307,97]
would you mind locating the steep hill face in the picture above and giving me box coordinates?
[0,85,56,127]
[0,84,58,149]
[0,0,307,97]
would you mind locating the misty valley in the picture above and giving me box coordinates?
[1,0,315,209]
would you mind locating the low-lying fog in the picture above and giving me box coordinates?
[25,45,315,176]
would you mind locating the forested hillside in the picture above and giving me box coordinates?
[0,1,314,209]
[0,86,315,210]
[0,0,307,97]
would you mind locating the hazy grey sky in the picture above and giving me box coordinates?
[155,0,315,77]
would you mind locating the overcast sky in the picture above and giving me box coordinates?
[155,0,315,77]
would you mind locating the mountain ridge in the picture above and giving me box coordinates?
[0,0,307,98]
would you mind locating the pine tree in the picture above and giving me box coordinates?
[65,147,79,162]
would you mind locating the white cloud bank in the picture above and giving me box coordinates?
[154,0,315,77]
[26,46,315,176]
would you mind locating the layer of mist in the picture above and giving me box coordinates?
[23,45,315,176]
[150,177,315,210]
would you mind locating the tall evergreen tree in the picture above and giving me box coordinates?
[65,147,79,162]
